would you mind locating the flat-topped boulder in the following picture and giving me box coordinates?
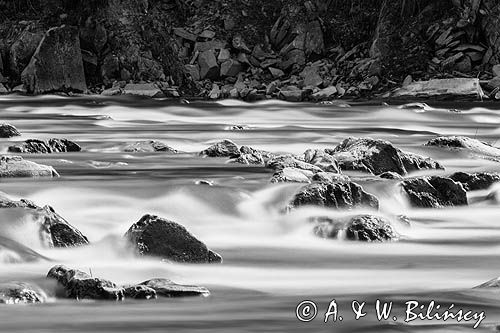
[391,78,485,100]
[0,282,47,304]
[326,137,443,175]
[0,124,21,138]
[200,140,240,158]
[401,176,467,208]
[0,155,59,178]
[8,139,81,154]
[450,172,500,191]
[0,196,88,248]
[123,140,178,153]
[314,215,399,242]
[125,214,222,263]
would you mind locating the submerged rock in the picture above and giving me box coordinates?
[314,215,398,242]
[327,137,443,175]
[8,139,81,154]
[450,172,500,191]
[124,214,222,263]
[200,140,240,158]
[401,176,467,208]
[0,282,47,304]
[0,197,89,248]
[139,278,210,297]
[0,155,59,178]
[0,124,21,138]
[123,141,178,153]
[290,181,379,210]
[426,136,500,159]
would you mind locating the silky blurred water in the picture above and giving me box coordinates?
[0,95,499,332]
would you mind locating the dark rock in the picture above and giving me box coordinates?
[302,149,341,173]
[8,139,81,154]
[194,40,227,53]
[0,124,21,138]
[232,35,251,53]
[200,140,240,158]
[220,60,242,77]
[0,155,59,178]
[122,285,157,300]
[184,64,200,81]
[173,28,197,42]
[300,66,323,87]
[311,172,350,183]
[0,282,46,304]
[198,50,219,80]
[22,25,87,94]
[290,181,379,210]
[450,172,500,191]
[278,86,304,102]
[139,278,210,297]
[123,141,178,153]
[9,29,44,78]
[124,214,222,263]
[327,137,443,175]
[425,136,500,159]
[314,215,399,242]
[0,196,89,247]
[270,167,313,183]
[401,176,467,208]
[312,86,337,101]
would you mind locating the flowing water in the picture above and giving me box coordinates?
[0,96,499,332]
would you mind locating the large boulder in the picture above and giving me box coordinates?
[9,29,44,78]
[391,78,485,100]
[302,149,341,173]
[290,181,379,210]
[200,140,240,158]
[0,124,21,138]
[426,136,500,159]
[401,176,467,208]
[123,141,178,153]
[21,25,87,94]
[0,155,59,178]
[0,196,88,248]
[0,282,46,304]
[8,139,81,154]
[327,137,443,175]
[122,83,162,98]
[450,172,500,191]
[124,214,222,263]
[198,50,219,80]
[313,215,399,242]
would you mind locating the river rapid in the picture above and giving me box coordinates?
[0,95,499,332]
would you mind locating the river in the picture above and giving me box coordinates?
[0,95,499,332]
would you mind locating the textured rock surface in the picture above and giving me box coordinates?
[139,278,210,297]
[0,124,21,138]
[200,140,240,158]
[0,155,59,178]
[426,136,500,159]
[402,176,468,208]
[123,141,178,153]
[0,282,46,304]
[8,139,81,154]
[266,155,323,173]
[314,215,399,242]
[450,172,500,191]
[270,167,312,183]
[125,214,222,263]
[302,149,341,173]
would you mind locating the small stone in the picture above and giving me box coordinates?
[217,49,231,63]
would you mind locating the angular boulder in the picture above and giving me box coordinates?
[220,59,242,77]
[9,29,44,78]
[22,25,87,94]
[290,181,379,210]
[0,155,59,178]
[123,141,178,153]
[198,50,219,80]
[401,176,467,208]
[450,172,500,191]
[0,282,46,304]
[200,140,240,158]
[314,215,399,242]
[8,139,81,154]
[124,214,222,263]
[0,124,21,138]
[327,137,443,175]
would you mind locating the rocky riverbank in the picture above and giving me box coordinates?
[2,0,500,101]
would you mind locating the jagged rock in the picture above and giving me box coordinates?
[217,49,231,63]
[401,176,467,208]
[229,153,265,165]
[200,140,240,158]
[100,86,121,96]
[22,25,87,94]
[0,196,88,247]
[139,278,210,297]
[47,265,124,300]
[198,50,219,80]
[450,172,500,191]
[302,149,341,173]
[220,60,242,77]
[173,28,197,42]
[0,84,8,94]
[425,136,500,159]
[0,155,59,178]
[9,29,44,78]
[313,215,399,242]
[327,137,443,175]
[123,83,162,97]
[239,146,274,160]
[194,40,227,53]
[0,124,21,138]
[123,141,178,153]
[270,167,313,183]
[290,181,379,210]
[125,214,222,263]
[0,282,46,304]
[8,139,81,154]
[391,78,485,99]
[266,155,322,173]
[269,67,284,78]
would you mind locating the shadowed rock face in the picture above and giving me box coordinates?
[0,155,59,178]
[0,282,47,304]
[314,215,399,242]
[0,124,21,138]
[450,172,500,191]
[125,214,222,264]
[0,197,88,248]
[290,181,379,210]
[8,139,81,154]
[200,140,240,158]
[327,137,443,175]
[401,176,468,208]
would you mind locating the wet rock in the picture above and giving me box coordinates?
[401,176,467,208]
[226,125,250,131]
[266,155,322,173]
[47,265,124,301]
[391,78,485,100]
[311,172,350,183]
[270,167,313,183]
[327,137,443,175]
[198,50,219,80]
[379,171,404,180]
[314,215,398,242]
[139,278,210,297]
[124,214,222,263]
[425,136,500,159]
[22,25,87,94]
[8,139,81,154]
[0,282,46,304]
[0,124,21,138]
[123,141,178,153]
[123,83,162,98]
[302,149,341,173]
[0,155,59,178]
[122,285,157,300]
[449,172,500,191]
[194,40,227,53]
[200,140,240,158]
[290,181,379,210]
[0,196,89,247]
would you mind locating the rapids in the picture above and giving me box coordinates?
[0,95,499,332]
